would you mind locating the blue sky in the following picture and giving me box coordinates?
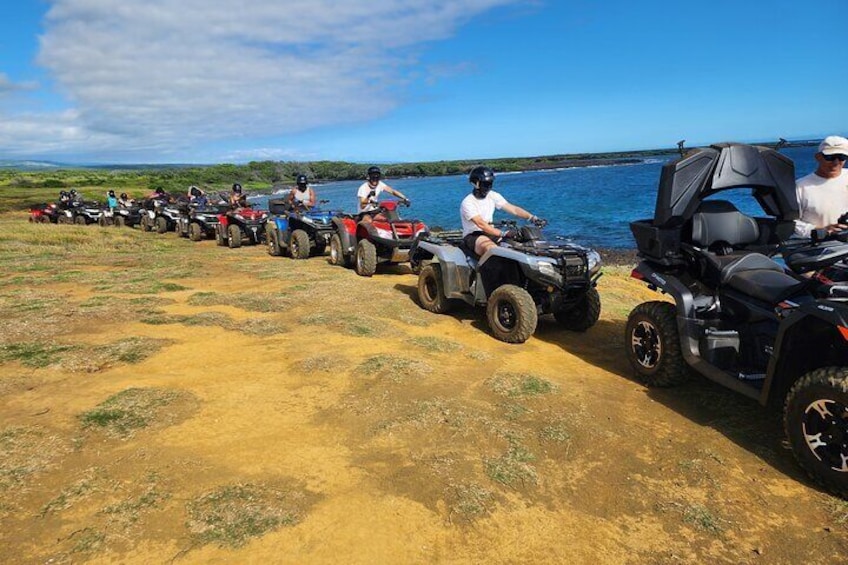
[0,1,844,164]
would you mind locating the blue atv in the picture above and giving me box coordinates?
[266,198,339,259]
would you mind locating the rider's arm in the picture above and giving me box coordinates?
[384,185,407,201]
[470,215,503,238]
[502,203,535,221]
[307,188,316,207]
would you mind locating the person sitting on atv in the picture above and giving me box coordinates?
[58,190,71,207]
[357,166,409,222]
[117,192,135,208]
[106,189,118,210]
[461,166,542,258]
[68,189,81,203]
[795,135,848,237]
[288,174,316,210]
[229,183,247,208]
[188,185,208,207]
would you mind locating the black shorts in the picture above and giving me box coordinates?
[463,231,497,255]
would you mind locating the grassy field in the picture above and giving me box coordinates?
[0,212,845,564]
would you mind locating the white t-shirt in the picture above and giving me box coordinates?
[460,191,508,236]
[293,187,312,204]
[357,181,388,210]
[794,169,848,237]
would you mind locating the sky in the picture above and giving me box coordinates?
[0,0,845,165]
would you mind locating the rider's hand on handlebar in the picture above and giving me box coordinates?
[401,198,411,206]
[530,215,547,228]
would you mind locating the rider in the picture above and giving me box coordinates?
[229,183,247,208]
[460,166,542,258]
[188,185,208,206]
[117,192,135,208]
[795,135,848,238]
[288,174,316,210]
[58,190,71,207]
[357,166,408,215]
[106,189,118,210]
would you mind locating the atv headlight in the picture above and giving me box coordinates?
[587,250,601,275]
[374,227,393,239]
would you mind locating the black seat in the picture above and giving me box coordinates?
[720,253,806,303]
[689,201,806,302]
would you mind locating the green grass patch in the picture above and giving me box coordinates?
[186,483,307,548]
[486,373,557,398]
[187,291,289,313]
[406,336,462,353]
[358,354,432,382]
[0,343,72,368]
[682,503,724,534]
[80,388,193,439]
[449,482,494,521]
[484,444,538,487]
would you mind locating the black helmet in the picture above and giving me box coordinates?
[108,190,116,197]
[189,186,202,197]
[232,183,242,193]
[60,190,68,197]
[120,193,128,200]
[367,166,381,182]
[154,187,165,195]
[469,166,495,198]
[296,174,308,189]
[69,189,78,196]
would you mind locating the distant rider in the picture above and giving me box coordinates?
[357,167,409,218]
[117,193,135,208]
[288,174,316,210]
[229,183,247,208]
[106,189,118,210]
[188,185,208,206]
[795,135,848,238]
[460,166,542,258]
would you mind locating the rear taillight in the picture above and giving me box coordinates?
[839,326,848,342]
[631,269,645,281]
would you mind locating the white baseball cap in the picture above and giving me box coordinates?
[818,135,848,156]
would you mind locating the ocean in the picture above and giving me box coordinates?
[254,145,819,249]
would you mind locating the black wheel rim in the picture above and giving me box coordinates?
[424,275,437,303]
[631,320,661,369]
[802,398,848,472]
[496,299,517,330]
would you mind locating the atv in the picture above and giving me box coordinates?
[112,204,143,228]
[409,220,602,343]
[328,199,428,276]
[177,202,230,241]
[56,200,103,225]
[216,205,269,248]
[29,203,60,223]
[140,199,185,234]
[625,142,848,497]
[266,198,339,259]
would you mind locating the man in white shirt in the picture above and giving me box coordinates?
[461,166,540,257]
[794,135,848,238]
[357,166,408,213]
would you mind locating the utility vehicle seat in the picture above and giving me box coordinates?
[690,201,806,302]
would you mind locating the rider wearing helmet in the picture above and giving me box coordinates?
[229,183,247,208]
[356,166,408,214]
[188,185,207,206]
[117,192,135,208]
[106,189,118,210]
[461,165,541,258]
[288,173,316,210]
[68,189,80,203]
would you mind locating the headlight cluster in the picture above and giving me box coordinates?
[586,250,601,275]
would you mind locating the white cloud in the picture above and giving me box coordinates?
[0,0,519,162]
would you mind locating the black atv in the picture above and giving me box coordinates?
[140,198,183,234]
[113,204,143,228]
[625,142,848,497]
[409,220,602,343]
[177,202,230,241]
[58,200,103,225]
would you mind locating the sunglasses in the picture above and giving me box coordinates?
[823,153,848,162]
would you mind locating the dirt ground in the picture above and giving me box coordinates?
[0,219,845,564]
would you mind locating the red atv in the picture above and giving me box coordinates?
[216,206,269,248]
[328,199,428,276]
[29,203,60,223]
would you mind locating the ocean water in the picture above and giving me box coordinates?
[254,145,818,249]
